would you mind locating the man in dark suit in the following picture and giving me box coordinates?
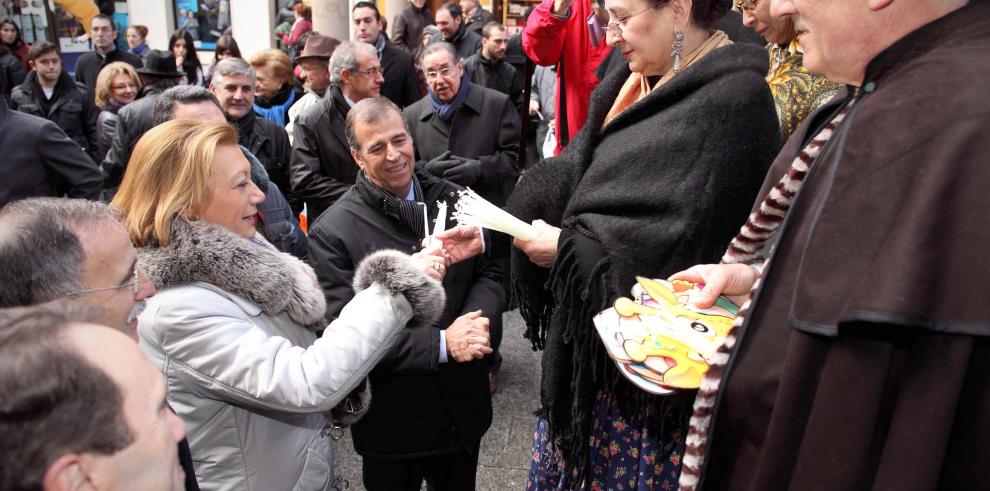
[308,96,501,491]
[352,1,422,108]
[290,41,384,221]
[403,41,519,208]
[404,42,520,389]
[74,15,143,93]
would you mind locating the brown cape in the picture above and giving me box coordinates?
[700,2,990,489]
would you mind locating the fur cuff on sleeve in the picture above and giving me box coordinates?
[330,378,372,427]
[353,249,445,328]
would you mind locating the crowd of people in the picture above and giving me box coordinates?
[1,0,988,490]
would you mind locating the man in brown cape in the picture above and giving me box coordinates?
[672,0,990,489]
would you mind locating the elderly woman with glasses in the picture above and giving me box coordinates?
[94,62,142,161]
[504,0,781,487]
[112,119,446,490]
[737,0,838,139]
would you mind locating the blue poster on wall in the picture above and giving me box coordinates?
[113,12,129,50]
[173,0,227,50]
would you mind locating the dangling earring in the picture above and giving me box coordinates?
[672,29,685,74]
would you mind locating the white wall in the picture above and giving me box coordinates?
[230,0,277,59]
[383,0,407,32]
[125,0,174,53]
[312,0,351,41]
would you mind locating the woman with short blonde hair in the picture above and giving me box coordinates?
[112,119,445,490]
[93,62,142,161]
[248,48,301,126]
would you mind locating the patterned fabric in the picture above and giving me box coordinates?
[678,101,855,491]
[529,390,686,491]
[766,41,839,140]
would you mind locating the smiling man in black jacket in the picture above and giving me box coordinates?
[308,97,503,491]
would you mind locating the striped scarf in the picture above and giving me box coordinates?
[678,103,852,490]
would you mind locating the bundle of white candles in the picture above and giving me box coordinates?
[452,189,537,241]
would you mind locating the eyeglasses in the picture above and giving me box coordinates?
[734,0,757,12]
[352,66,382,77]
[110,82,138,91]
[62,264,142,297]
[605,6,652,38]
[424,66,455,80]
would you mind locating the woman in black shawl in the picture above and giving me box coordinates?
[508,0,780,486]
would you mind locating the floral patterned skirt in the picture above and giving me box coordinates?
[527,389,686,490]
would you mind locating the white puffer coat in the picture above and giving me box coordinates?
[137,220,444,490]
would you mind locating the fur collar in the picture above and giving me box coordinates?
[138,219,327,330]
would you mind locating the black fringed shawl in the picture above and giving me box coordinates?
[507,42,781,480]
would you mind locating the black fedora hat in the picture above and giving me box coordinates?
[136,49,184,77]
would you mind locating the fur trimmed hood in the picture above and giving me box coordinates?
[138,219,327,330]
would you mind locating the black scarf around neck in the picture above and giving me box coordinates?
[231,113,255,146]
[357,171,426,237]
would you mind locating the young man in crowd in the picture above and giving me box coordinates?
[352,1,422,108]
[0,71,102,206]
[74,14,143,93]
[463,22,522,108]
[10,41,100,162]
[430,3,482,60]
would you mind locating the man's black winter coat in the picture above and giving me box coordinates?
[463,52,522,108]
[308,167,503,458]
[0,97,103,206]
[74,47,143,93]
[380,37,423,108]
[289,86,357,221]
[236,115,297,213]
[11,71,100,162]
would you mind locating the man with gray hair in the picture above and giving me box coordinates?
[290,40,385,220]
[0,198,155,333]
[153,85,308,260]
[208,57,296,215]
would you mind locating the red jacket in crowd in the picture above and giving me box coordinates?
[522,0,609,155]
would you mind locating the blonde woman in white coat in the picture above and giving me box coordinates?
[112,119,446,491]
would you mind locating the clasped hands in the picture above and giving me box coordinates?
[446,310,492,363]
[411,239,490,363]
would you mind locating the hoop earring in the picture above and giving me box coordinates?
[672,29,685,74]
